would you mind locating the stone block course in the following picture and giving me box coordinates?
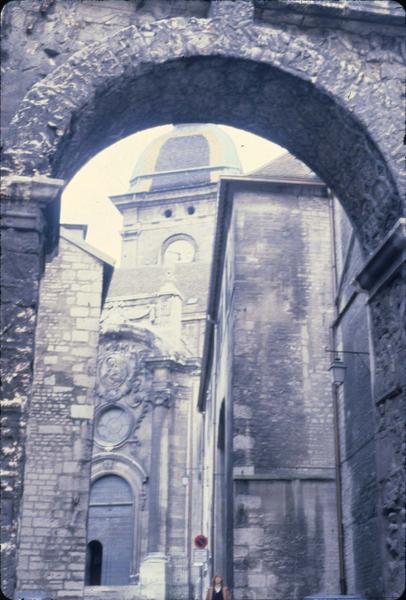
[204,183,341,599]
[14,235,105,597]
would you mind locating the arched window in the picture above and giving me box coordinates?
[85,540,103,585]
[86,475,133,585]
[162,235,196,264]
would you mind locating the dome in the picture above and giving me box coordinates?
[129,124,241,192]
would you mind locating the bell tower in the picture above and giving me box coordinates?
[86,124,240,599]
[106,123,241,357]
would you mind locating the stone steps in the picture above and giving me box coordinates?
[304,596,365,600]
[84,585,147,600]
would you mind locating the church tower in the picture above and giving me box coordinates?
[85,125,240,599]
[105,123,241,356]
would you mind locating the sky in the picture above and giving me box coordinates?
[61,124,285,262]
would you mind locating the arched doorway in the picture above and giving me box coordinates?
[86,475,134,586]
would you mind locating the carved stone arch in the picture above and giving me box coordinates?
[90,454,149,577]
[92,452,149,484]
[2,17,402,254]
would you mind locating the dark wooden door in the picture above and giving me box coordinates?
[87,475,134,585]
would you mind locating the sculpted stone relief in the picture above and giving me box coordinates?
[95,337,154,453]
[97,352,133,401]
[101,300,157,331]
[96,339,146,403]
[95,333,174,455]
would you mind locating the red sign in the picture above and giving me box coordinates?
[194,534,208,549]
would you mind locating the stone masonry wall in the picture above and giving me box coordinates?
[0,202,47,597]
[332,201,383,598]
[231,184,339,599]
[232,186,335,473]
[0,0,210,137]
[233,478,338,600]
[15,236,105,600]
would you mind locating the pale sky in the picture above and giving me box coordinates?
[61,124,285,262]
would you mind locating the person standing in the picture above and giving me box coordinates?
[206,575,231,600]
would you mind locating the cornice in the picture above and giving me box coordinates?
[353,218,406,301]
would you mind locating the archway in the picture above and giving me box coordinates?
[3,19,402,254]
[2,13,404,600]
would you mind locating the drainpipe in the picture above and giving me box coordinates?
[186,381,195,599]
[210,399,217,579]
[332,381,348,596]
[200,409,206,600]
[328,191,348,595]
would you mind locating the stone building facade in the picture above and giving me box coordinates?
[83,124,241,600]
[198,157,340,600]
[12,125,244,600]
[14,228,114,599]
[1,2,405,600]
[5,122,388,600]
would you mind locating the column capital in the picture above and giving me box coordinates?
[151,389,172,409]
[1,174,64,204]
[1,175,65,253]
[353,218,405,300]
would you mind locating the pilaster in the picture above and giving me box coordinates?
[354,218,405,597]
[139,552,169,600]
[0,175,63,598]
[146,365,173,554]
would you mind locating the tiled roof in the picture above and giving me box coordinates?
[107,262,211,313]
[248,152,320,181]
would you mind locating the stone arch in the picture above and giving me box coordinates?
[92,452,148,484]
[2,17,402,254]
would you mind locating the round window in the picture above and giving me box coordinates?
[95,406,131,446]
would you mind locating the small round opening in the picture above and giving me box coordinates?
[164,209,173,218]
[187,206,195,215]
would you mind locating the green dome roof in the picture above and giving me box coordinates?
[129,124,241,192]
